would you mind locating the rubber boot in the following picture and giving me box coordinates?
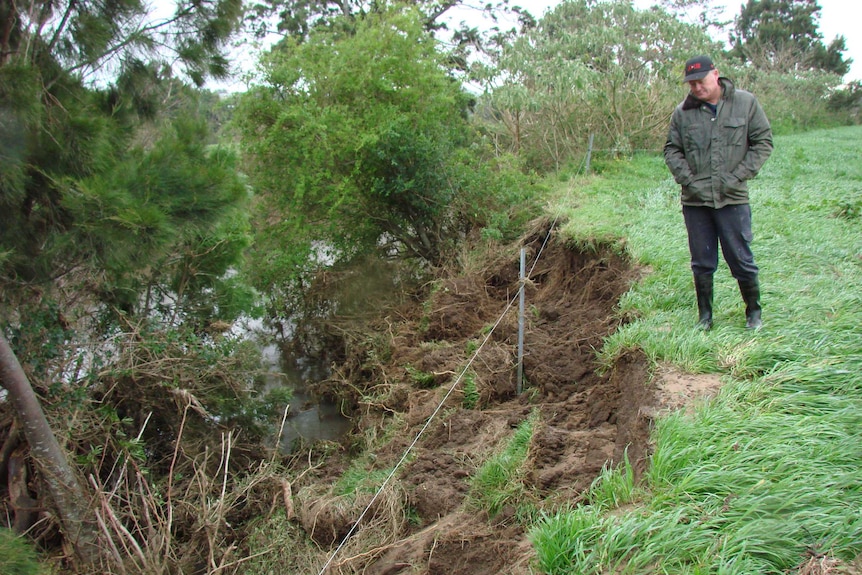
[738,278,762,330]
[694,274,713,331]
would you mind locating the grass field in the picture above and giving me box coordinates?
[532,125,862,574]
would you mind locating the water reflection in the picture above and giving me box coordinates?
[260,341,353,452]
[241,254,406,452]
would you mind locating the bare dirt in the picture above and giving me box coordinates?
[291,223,725,574]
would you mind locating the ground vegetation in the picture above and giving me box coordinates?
[225,126,860,575]
[2,0,862,573]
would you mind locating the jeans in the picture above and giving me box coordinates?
[683,204,758,282]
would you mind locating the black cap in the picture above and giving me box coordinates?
[683,55,715,82]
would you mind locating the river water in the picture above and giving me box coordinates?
[253,328,353,452]
[246,254,408,451]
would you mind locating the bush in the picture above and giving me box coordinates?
[729,66,849,133]
[828,80,862,125]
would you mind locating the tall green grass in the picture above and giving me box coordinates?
[0,528,41,575]
[533,126,862,574]
[469,410,538,517]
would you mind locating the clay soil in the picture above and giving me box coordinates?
[293,223,723,575]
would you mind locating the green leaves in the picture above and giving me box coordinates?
[730,0,850,76]
[60,117,253,321]
[478,0,719,171]
[238,7,477,264]
[6,0,243,86]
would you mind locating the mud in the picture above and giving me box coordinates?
[292,224,724,574]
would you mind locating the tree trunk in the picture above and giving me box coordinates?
[0,332,101,566]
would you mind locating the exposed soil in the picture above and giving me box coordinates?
[291,222,725,574]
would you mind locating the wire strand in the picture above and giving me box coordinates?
[317,217,561,574]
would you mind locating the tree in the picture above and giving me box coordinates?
[0,0,243,86]
[237,6,480,266]
[0,333,100,565]
[241,0,534,77]
[730,0,850,76]
[235,4,538,334]
[0,0,254,568]
[0,0,249,309]
[475,0,719,171]
[244,0,489,39]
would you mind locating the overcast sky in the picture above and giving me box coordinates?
[204,0,861,91]
[514,0,862,82]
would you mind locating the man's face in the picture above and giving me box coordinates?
[687,69,721,104]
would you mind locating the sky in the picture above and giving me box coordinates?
[205,0,862,91]
[515,0,862,83]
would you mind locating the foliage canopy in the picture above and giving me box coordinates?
[474,0,721,171]
[235,5,537,312]
[730,0,851,76]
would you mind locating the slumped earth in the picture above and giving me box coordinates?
[290,223,722,574]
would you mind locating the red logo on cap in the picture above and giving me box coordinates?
[688,63,701,72]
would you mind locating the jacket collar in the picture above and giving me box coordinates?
[682,76,735,110]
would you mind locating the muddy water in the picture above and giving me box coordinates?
[251,254,407,451]
[259,339,353,452]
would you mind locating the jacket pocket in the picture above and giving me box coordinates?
[723,117,747,147]
[721,172,749,203]
[684,125,709,176]
[721,172,746,191]
[682,173,712,204]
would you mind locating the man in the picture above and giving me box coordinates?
[664,55,773,330]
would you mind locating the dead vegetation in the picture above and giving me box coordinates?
[6,219,818,574]
[262,220,662,574]
[0,320,288,574]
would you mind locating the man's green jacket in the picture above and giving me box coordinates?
[664,77,773,209]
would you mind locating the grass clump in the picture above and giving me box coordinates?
[461,369,479,409]
[405,364,436,388]
[469,410,538,517]
[336,458,396,496]
[242,511,323,575]
[0,529,41,575]
[532,126,862,574]
[585,450,640,511]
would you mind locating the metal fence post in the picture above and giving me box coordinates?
[517,247,526,394]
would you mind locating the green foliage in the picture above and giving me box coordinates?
[530,505,605,575]
[827,80,862,124]
[0,529,41,575]
[1,0,251,332]
[237,7,465,262]
[0,65,41,211]
[727,64,847,133]
[1,62,255,334]
[830,193,862,221]
[464,339,479,356]
[406,365,437,389]
[62,118,255,323]
[243,0,525,76]
[336,459,394,496]
[3,300,75,382]
[1,68,118,285]
[730,0,850,76]
[461,369,479,410]
[258,385,294,421]
[236,5,540,289]
[476,0,719,173]
[585,451,639,511]
[4,0,242,87]
[447,148,540,242]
